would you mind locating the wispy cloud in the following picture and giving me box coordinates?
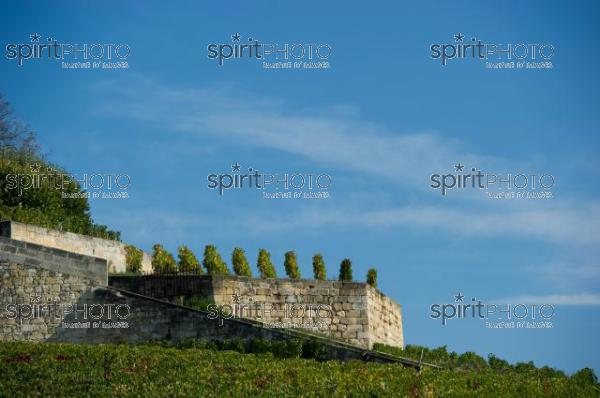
[94,76,489,188]
[224,202,600,246]
[93,76,600,247]
[494,293,600,306]
[523,263,600,292]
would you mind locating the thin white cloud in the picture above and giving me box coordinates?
[92,77,600,247]
[94,76,488,188]
[494,293,600,306]
[227,202,600,246]
[523,263,600,291]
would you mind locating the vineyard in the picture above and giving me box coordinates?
[0,341,598,397]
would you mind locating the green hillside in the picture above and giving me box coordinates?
[0,342,598,397]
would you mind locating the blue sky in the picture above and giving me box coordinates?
[1,0,599,373]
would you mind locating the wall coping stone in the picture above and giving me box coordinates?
[0,236,107,285]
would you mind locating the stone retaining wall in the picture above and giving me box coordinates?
[0,260,412,365]
[110,274,404,348]
[0,221,151,273]
[0,236,107,285]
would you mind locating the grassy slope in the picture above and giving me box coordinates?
[1,342,599,397]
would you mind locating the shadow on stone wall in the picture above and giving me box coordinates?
[1,260,415,366]
[44,285,413,365]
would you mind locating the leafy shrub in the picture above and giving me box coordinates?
[232,247,252,277]
[288,340,304,358]
[538,365,566,379]
[202,245,229,275]
[284,251,301,279]
[338,258,353,281]
[270,341,289,358]
[488,354,511,372]
[312,253,326,280]
[514,361,536,373]
[221,339,245,353]
[458,351,488,370]
[249,338,272,354]
[301,339,327,361]
[366,268,377,287]
[0,95,120,241]
[257,249,277,278]
[0,151,120,241]
[151,244,176,273]
[124,244,143,273]
[206,340,219,351]
[374,342,579,384]
[178,245,201,273]
[572,367,598,386]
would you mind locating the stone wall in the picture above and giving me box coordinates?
[0,221,403,350]
[0,261,97,341]
[0,260,413,366]
[0,236,107,285]
[0,221,151,273]
[366,287,404,349]
[109,274,404,349]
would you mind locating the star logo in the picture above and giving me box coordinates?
[231,33,241,42]
[29,162,41,173]
[30,33,41,43]
[231,163,241,172]
[231,293,242,303]
[454,163,465,172]
[454,33,465,43]
[29,293,42,303]
[454,292,465,302]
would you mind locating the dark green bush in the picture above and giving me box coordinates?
[488,354,511,372]
[178,245,201,273]
[338,258,353,281]
[221,339,245,353]
[202,245,229,275]
[284,251,301,279]
[232,247,252,277]
[572,367,598,386]
[458,351,488,370]
[514,361,536,373]
[249,338,272,354]
[312,254,326,280]
[151,244,176,273]
[257,249,277,278]
[366,268,377,287]
[301,339,327,361]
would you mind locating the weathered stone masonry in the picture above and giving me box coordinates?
[0,221,404,352]
[109,274,404,348]
[0,221,152,273]
[0,258,412,365]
